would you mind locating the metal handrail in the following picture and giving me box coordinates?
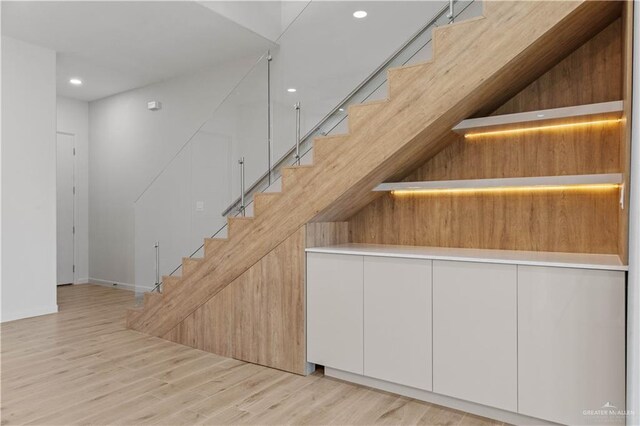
[294,102,301,165]
[238,157,246,216]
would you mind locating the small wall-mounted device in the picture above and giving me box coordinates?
[147,101,162,111]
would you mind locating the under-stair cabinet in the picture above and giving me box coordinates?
[306,246,626,426]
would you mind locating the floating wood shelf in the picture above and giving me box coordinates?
[373,173,623,193]
[452,101,623,136]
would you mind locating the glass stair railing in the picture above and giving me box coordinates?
[135,0,482,299]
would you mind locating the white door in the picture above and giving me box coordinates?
[56,133,75,285]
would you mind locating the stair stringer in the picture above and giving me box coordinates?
[127,0,620,339]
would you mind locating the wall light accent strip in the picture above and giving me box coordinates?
[374,173,623,193]
[391,184,620,196]
[464,118,622,139]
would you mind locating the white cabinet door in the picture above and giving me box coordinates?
[518,266,625,426]
[307,253,364,374]
[433,260,517,412]
[364,257,432,390]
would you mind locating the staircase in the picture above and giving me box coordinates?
[127,0,619,358]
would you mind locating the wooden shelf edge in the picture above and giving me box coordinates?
[452,100,623,134]
[373,173,623,192]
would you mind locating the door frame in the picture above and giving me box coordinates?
[56,131,76,285]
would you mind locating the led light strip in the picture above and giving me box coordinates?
[391,183,621,196]
[464,118,622,139]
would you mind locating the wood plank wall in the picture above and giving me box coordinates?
[348,18,629,256]
[306,222,350,248]
[164,227,307,374]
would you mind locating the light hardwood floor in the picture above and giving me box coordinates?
[1,285,503,425]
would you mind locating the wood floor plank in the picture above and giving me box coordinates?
[152,409,209,426]
[112,391,207,425]
[148,360,245,399]
[190,367,287,417]
[23,378,166,425]
[0,284,496,425]
[418,405,467,426]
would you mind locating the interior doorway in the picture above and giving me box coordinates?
[56,132,75,285]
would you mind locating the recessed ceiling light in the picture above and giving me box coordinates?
[287,88,297,93]
[69,78,83,86]
[353,10,367,18]
[339,108,345,112]
[536,113,545,118]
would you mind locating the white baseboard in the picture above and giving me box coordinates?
[86,278,153,293]
[324,367,557,426]
[1,304,59,323]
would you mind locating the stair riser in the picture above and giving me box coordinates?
[204,239,226,257]
[182,259,201,276]
[347,101,388,134]
[143,292,163,310]
[281,168,313,192]
[254,194,282,217]
[163,281,180,297]
[161,276,180,296]
[313,136,349,164]
[228,218,253,237]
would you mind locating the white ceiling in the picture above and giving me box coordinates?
[197,1,309,42]
[1,1,276,102]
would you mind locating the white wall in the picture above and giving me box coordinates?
[88,57,258,288]
[57,96,89,284]
[1,36,58,322]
